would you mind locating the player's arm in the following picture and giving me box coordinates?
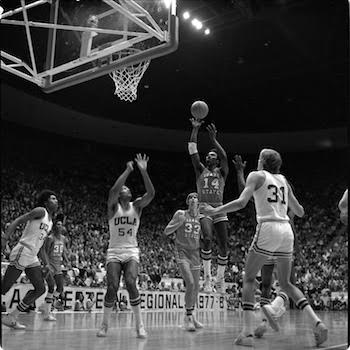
[108,161,134,210]
[287,183,304,217]
[1,207,46,246]
[207,123,229,179]
[133,154,155,210]
[39,237,53,271]
[189,118,205,178]
[201,171,263,215]
[232,155,247,194]
[164,210,185,236]
[338,189,348,224]
[62,237,70,265]
[338,189,348,212]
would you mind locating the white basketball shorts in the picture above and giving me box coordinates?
[250,221,294,258]
[9,243,40,270]
[106,247,140,265]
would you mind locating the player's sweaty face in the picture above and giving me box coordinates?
[48,195,59,211]
[206,152,218,165]
[188,194,198,206]
[120,186,132,199]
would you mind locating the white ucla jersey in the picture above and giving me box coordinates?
[19,208,53,256]
[253,171,289,223]
[108,203,140,249]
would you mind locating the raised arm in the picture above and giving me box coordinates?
[1,207,46,246]
[287,183,304,218]
[188,118,205,178]
[338,189,348,212]
[108,161,134,210]
[206,123,229,179]
[338,189,348,224]
[164,210,185,236]
[133,154,155,210]
[232,155,247,194]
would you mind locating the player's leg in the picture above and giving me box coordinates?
[53,273,65,309]
[234,250,268,346]
[213,219,229,294]
[254,263,274,338]
[5,265,46,328]
[42,271,56,321]
[190,267,203,329]
[260,263,274,306]
[275,257,328,346]
[178,261,196,331]
[199,217,213,292]
[97,261,122,337]
[123,259,147,338]
[1,265,23,295]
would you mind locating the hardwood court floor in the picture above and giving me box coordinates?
[1,310,348,350]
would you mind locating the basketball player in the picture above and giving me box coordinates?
[188,118,229,294]
[201,149,328,347]
[338,189,348,225]
[164,192,204,331]
[97,154,155,338]
[233,155,290,338]
[1,190,58,329]
[39,220,69,321]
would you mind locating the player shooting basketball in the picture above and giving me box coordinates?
[188,117,229,294]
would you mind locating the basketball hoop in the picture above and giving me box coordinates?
[109,48,150,102]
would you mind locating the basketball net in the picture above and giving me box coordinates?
[109,48,150,102]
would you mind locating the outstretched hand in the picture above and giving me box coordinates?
[135,154,149,171]
[232,155,247,172]
[190,118,204,129]
[206,123,217,140]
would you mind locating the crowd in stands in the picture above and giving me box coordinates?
[1,122,347,311]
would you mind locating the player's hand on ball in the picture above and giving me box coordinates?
[206,123,217,140]
[190,118,204,129]
[232,155,247,173]
[126,161,134,172]
[135,154,149,171]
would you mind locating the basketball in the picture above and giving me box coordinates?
[190,100,209,120]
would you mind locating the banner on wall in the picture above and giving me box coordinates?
[2,284,227,312]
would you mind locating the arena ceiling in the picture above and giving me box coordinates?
[1,0,349,133]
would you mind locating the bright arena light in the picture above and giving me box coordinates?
[0,6,4,19]
[204,28,210,35]
[183,11,190,20]
[191,18,203,30]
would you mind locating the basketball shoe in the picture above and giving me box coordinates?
[234,333,254,347]
[183,315,196,332]
[96,323,108,337]
[2,314,26,329]
[192,313,204,329]
[203,277,213,293]
[314,321,328,346]
[44,314,57,321]
[261,305,280,331]
[136,324,148,338]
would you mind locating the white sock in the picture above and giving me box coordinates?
[242,310,255,336]
[302,305,321,327]
[216,265,226,280]
[203,260,211,280]
[102,306,112,325]
[131,304,143,328]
